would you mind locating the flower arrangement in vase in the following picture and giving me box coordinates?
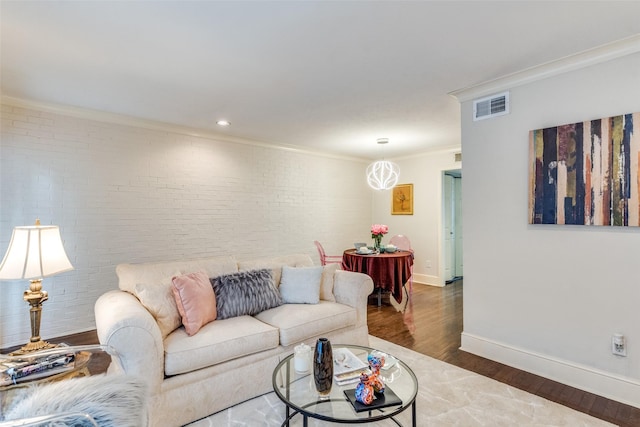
[370,224,388,250]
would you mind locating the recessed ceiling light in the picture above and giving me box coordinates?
[216,120,230,126]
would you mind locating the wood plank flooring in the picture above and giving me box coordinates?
[367,280,640,427]
[3,280,638,426]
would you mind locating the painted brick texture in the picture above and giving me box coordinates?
[0,104,371,348]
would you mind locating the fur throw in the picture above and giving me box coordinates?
[2,374,148,427]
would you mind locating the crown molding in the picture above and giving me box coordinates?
[392,144,461,162]
[1,95,368,163]
[449,34,640,103]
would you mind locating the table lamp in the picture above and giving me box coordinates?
[0,219,74,354]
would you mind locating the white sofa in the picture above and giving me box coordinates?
[94,254,373,427]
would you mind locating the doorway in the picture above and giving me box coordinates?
[443,170,462,284]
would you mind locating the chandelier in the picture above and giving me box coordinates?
[366,138,400,190]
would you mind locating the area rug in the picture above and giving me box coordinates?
[185,336,613,426]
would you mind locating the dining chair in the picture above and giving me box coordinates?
[313,241,343,266]
[389,234,414,294]
[389,234,412,252]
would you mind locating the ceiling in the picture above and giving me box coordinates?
[2,1,639,160]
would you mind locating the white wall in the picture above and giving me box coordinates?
[372,149,461,286]
[460,52,640,407]
[0,102,372,348]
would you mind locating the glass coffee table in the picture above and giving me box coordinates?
[272,344,417,426]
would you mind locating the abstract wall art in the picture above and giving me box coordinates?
[529,112,639,226]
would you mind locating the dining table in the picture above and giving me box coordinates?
[342,248,414,305]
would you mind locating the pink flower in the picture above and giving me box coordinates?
[371,224,389,237]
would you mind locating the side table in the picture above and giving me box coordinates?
[0,351,92,413]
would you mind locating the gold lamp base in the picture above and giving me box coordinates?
[11,339,57,356]
[9,278,56,356]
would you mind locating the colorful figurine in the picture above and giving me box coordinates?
[355,352,389,405]
[367,351,386,394]
[367,352,385,373]
[369,372,385,394]
[355,372,375,405]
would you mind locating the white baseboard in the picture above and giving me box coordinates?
[461,332,640,409]
[413,273,442,287]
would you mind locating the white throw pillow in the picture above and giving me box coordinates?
[238,255,314,287]
[279,265,323,304]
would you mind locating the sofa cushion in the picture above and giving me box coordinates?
[279,265,323,304]
[254,301,357,346]
[164,315,279,376]
[117,256,238,338]
[133,273,182,338]
[237,254,314,287]
[117,256,238,294]
[320,263,339,302]
[172,272,217,336]
[211,269,282,320]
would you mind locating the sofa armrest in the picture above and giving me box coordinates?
[95,290,164,393]
[332,270,374,327]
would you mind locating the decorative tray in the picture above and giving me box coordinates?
[343,385,402,412]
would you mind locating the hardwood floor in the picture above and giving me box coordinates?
[368,280,640,427]
[4,280,637,426]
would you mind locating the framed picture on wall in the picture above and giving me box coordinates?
[529,112,639,226]
[391,184,413,215]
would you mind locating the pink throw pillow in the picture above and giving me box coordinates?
[172,271,217,336]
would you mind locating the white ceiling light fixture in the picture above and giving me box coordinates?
[366,138,400,190]
[216,120,230,126]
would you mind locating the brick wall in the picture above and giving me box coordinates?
[0,103,371,348]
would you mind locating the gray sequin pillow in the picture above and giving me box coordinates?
[210,269,282,319]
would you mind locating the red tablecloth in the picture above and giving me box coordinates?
[342,249,414,303]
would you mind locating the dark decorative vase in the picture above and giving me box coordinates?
[313,338,333,399]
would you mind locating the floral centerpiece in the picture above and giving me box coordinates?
[370,224,388,250]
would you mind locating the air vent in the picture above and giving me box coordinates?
[454,152,462,162]
[473,91,509,121]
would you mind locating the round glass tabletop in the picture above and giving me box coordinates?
[272,344,418,425]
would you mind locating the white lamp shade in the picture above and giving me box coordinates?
[366,160,400,190]
[0,225,74,280]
